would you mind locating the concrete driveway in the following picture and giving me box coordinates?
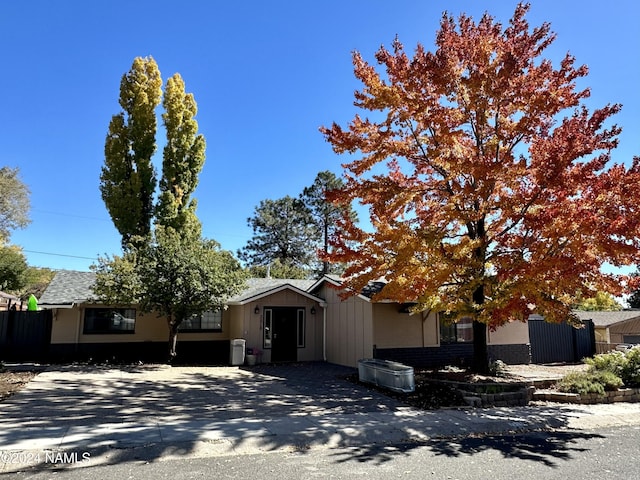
[0,363,418,464]
[1,362,405,427]
[2,362,640,472]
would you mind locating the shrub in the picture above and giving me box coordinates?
[585,350,625,376]
[620,346,640,387]
[585,346,640,387]
[489,360,507,377]
[557,370,623,395]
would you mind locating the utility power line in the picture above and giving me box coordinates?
[22,250,98,260]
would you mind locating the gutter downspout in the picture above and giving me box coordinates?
[75,303,82,353]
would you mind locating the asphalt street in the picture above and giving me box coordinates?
[5,425,639,479]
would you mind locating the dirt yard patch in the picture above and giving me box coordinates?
[0,370,37,401]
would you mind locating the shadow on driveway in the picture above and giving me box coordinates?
[0,362,608,473]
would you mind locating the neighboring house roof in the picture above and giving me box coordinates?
[227,277,322,305]
[0,291,20,302]
[574,310,640,328]
[38,270,96,307]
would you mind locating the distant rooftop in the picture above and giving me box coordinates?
[574,310,640,328]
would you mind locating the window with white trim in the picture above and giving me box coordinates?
[263,308,272,349]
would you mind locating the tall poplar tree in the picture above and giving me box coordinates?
[100,56,162,247]
[156,73,206,237]
[95,59,247,360]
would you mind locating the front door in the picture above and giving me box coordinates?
[268,307,298,362]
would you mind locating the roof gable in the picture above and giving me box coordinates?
[227,277,322,305]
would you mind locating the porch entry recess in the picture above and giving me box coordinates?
[263,307,305,362]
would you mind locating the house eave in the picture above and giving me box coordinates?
[310,275,374,303]
[227,284,325,306]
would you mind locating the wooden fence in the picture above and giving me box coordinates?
[0,310,52,361]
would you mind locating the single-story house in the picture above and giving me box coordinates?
[574,310,640,352]
[38,270,531,367]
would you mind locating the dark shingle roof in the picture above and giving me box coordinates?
[39,273,319,306]
[38,270,96,306]
[574,310,640,328]
[228,277,317,303]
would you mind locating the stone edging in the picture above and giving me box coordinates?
[427,379,533,407]
[533,387,640,404]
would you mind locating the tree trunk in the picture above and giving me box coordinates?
[472,319,489,373]
[167,320,179,363]
[470,217,490,373]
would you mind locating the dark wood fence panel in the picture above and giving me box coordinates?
[528,319,595,364]
[0,310,52,361]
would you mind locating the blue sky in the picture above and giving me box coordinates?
[1,0,639,272]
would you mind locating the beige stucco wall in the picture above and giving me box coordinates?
[372,304,438,348]
[487,320,530,345]
[319,285,373,368]
[50,304,231,344]
[595,327,609,343]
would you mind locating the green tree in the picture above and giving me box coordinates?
[0,166,30,242]
[573,291,622,311]
[247,258,309,279]
[238,196,316,275]
[93,227,246,360]
[156,73,206,236]
[0,245,28,292]
[100,56,162,247]
[95,58,244,360]
[301,170,357,276]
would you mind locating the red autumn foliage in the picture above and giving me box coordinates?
[320,4,640,330]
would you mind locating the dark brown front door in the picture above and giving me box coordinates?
[270,307,298,362]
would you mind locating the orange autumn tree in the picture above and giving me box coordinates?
[321,4,640,371]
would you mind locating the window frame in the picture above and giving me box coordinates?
[263,308,273,349]
[83,308,136,335]
[439,315,474,344]
[179,309,223,332]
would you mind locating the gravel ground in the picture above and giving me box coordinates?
[503,363,588,381]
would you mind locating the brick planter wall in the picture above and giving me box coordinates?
[428,378,534,407]
[533,387,640,404]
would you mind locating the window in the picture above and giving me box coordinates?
[439,315,474,344]
[180,310,223,332]
[84,308,136,334]
[263,308,272,349]
[297,309,305,348]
